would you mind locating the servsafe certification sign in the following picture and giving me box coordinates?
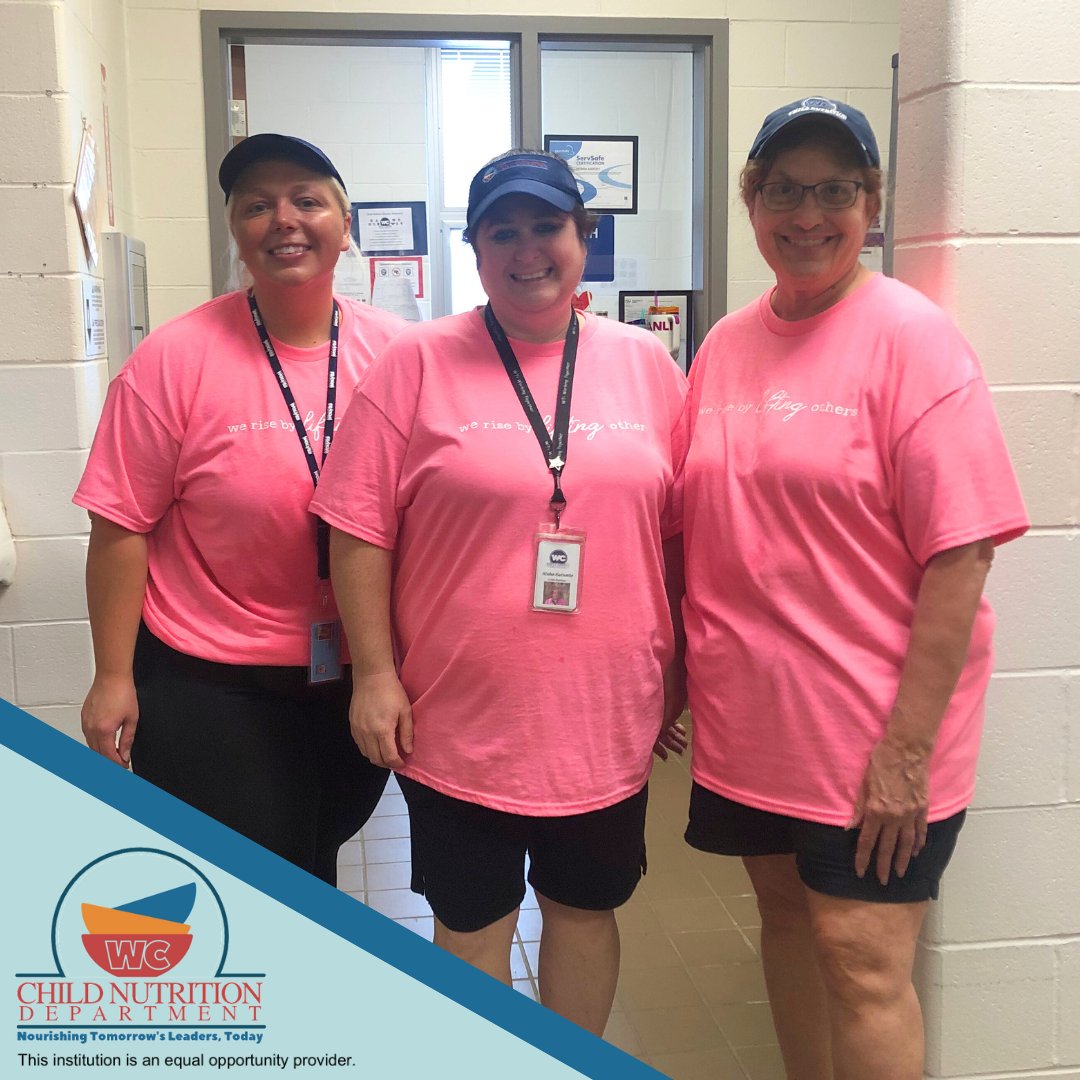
[1,702,660,1078]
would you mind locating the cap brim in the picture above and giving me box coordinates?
[219,135,341,197]
[467,178,580,230]
[749,113,876,167]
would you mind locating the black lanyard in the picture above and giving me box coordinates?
[248,292,340,580]
[484,304,579,527]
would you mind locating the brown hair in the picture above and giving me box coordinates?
[739,118,883,212]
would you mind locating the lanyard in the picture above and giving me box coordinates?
[248,292,341,580]
[483,303,579,528]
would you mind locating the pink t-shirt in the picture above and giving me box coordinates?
[311,309,688,815]
[74,291,405,665]
[683,274,1029,826]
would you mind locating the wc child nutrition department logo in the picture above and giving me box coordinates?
[81,882,196,978]
[15,848,267,1038]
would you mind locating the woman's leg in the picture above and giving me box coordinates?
[534,893,619,1036]
[526,787,646,1036]
[398,775,526,980]
[433,909,520,984]
[743,854,832,1080]
[805,891,927,1080]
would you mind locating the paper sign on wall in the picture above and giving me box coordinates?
[81,277,106,360]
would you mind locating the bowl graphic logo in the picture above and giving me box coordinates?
[81,882,196,978]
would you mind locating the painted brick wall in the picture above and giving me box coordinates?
[895,1,1080,1075]
[0,0,132,738]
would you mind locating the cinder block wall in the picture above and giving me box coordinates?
[895,1,1080,1075]
[0,0,132,737]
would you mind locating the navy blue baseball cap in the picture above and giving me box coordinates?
[218,133,347,198]
[466,152,583,231]
[748,97,880,168]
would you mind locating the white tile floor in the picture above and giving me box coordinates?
[337,728,783,1080]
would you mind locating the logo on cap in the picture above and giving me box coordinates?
[791,97,847,120]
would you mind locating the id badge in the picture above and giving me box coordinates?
[532,526,586,614]
[309,620,343,684]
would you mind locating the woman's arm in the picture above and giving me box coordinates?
[81,514,149,767]
[853,537,996,883]
[655,534,689,761]
[329,527,413,769]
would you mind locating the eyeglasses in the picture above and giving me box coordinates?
[756,180,864,212]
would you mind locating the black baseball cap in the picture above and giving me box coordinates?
[748,97,880,168]
[466,152,583,231]
[218,134,347,199]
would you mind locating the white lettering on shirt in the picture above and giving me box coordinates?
[699,388,859,421]
[454,416,645,438]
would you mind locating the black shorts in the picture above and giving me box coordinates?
[398,775,648,933]
[684,783,965,903]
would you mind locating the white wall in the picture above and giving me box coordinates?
[895,1,1080,1075]
[244,43,429,205]
[542,49,695,320]
[0,0,133,738]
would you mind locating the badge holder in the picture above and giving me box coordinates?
[309,620,342,683]
[531,524,586,614]
[309,585,343,684]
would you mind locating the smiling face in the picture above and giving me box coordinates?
[750,143,879,320]
[228,159,350,295]
[473,193,587,342]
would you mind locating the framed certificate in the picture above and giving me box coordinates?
[350,202,428,256]
[544,135,639,214]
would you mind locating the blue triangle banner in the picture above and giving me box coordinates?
[1,699,660,1078]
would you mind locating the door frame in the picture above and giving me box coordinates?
[201,11,729,338]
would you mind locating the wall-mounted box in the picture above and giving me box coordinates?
[102,231,149,378]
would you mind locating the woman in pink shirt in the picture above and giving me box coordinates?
[313,150,687,1035]
[682,100,1028,1077]
[75,135,404,884]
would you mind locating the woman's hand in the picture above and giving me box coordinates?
[81,673,140,768]
[653,720,688,762]
[850,735,930,885]
[850,539,996,885]
[349,672,413,769]
[654,659,689,761]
